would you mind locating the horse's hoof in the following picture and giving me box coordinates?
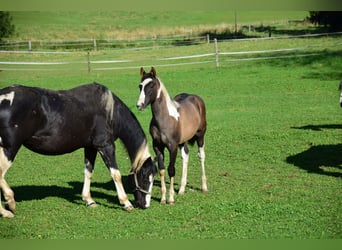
[202,189,208,193]
[124,205,134,211]
[178,190,185,195]
[5,200,16,212]
[86,201,97,207]
[1,209,15,218]
[168,201,175,206]
[160,199,167,204]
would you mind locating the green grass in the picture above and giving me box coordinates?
[9,11,309,40]
[0,13,341,239]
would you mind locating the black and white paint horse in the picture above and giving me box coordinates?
[339,81,342,108]
[137,67,207,204]
[0,83,156,218]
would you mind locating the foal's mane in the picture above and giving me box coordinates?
[156,78,180,120]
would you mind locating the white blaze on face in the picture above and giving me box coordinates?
[144,174,154,208]
[0,91,15,106]
[137,78,152,108]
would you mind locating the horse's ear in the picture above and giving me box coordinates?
[140,67,145,77]
[151,67,157,78]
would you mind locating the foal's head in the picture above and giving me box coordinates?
[137,67,160,110]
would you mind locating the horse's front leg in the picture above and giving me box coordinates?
[99,144,134,211]
[0,147,16,218]
[167,144,178,205]
[82,148,97,207]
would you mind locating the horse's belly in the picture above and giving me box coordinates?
[24,133,89,155]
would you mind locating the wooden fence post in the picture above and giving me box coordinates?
[214,38,219,68]
[28,40,32,51]
[207,34,210,44]
[87,51,91,73]
[93,38,97,51]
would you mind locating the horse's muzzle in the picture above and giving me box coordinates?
[136,103,145,111]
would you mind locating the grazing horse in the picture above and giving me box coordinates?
[136,67,207,204]
[0,83,156,218]
[339,81,342,108]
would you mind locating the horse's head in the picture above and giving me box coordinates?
[128,157,157,209]
[137,67,160,110]
[339,81,342,108]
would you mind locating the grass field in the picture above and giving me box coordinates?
[0,12,341,239]
[9,11,309,40]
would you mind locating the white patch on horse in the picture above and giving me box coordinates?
[0,91,15,106]
[158,80,180,121]
[137,78,152,108]
[132,140,151,171]
[145,174,154,208]
[102,89,114,121]
[0,147,12,176]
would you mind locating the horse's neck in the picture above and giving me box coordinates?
[152,83,179,122]
[116,103,150,170]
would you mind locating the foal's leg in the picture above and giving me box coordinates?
[82,148,97,207]
[178,143,189,195]
[167,144,178,205]
[99,144,134,211]
[153,141,166,203]
[0,147,15,218]
[197,138,208,193]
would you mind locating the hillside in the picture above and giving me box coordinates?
[9,11,309,40]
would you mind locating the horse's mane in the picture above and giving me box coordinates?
[157,78,180,120]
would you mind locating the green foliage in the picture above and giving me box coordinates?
[0,11,15,40]
[308,11,342,31]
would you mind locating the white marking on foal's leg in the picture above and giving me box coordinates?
[82,167,96,207]
[168,176,175,205]
[198,146,208,193]
[110,168,134,211]
[159,169,167,204]
[0,147,15,218]
[178,146,189,195]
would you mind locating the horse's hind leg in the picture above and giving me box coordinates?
[178,143,189,195]
[82,148,97,207]
[197,138,208,193]
[0,147,15,218]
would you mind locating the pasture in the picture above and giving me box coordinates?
[0,12,341,239]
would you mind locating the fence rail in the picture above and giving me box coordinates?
[0,32,341,72]
[0,35,208,52]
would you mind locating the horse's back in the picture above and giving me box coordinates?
[173,93,206,142]
[174,93,206,118]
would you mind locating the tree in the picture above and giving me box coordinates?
[308,11,342,31]
[0,11,15,40]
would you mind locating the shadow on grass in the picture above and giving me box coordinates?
[12,176,136,209]
[291,124,342,131]
[11,176,167,208]
[286,144,342,178]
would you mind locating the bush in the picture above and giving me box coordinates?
[308,11,342,31]
[0,11,15,41]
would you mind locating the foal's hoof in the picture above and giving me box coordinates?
[86,201,97,208]
[123,205,134,212]
[160,199,167,204]
[168,200,175,206]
